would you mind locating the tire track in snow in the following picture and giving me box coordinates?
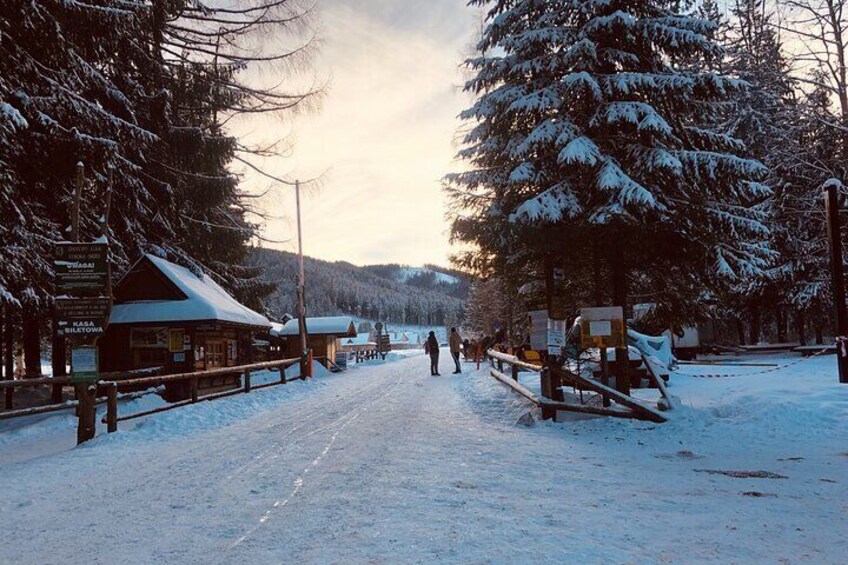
[226,367,409,550]
[221,375,392,481]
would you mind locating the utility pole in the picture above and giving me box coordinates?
[295,180,311,378]
[824,182,848,383]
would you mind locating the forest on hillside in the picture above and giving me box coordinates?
[251,248,467,326]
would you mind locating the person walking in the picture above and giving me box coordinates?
[449,327,462,374]
[425,331,440,376]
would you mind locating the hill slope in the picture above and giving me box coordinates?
[250,248,467,326]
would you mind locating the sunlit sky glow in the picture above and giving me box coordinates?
[237,1,479,268]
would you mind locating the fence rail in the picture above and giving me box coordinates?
[100,357,302,432]
[1,356,307,443]
[486,349,667,423]
[0,366,164,419]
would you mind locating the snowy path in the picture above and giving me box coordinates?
[2,351,847,564]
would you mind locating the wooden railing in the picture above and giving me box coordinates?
[100,357,302,432]
[1,356,307,445]
[0,366,164,421]
[486,349,667,423]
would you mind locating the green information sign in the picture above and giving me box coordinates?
[71,345,99,382]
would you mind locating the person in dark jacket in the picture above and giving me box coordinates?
[425,331,440,375]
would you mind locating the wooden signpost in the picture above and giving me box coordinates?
[54,162,112,444]
[375,322,391,360]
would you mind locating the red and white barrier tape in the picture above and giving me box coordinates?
[676,345,836,379]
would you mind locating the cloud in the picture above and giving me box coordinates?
[236,0,477,267]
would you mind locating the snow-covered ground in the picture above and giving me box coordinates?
[1,351,846,563]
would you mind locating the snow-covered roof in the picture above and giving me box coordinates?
[109,254,271,328]
[339,332,374,347]
[271,316,356,337]
[388,331,421,345]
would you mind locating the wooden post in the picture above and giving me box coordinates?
[76,383,96,444]
[540,366,553,399]
[106,382,118,433]
[294,180,310,378]
[599,347,611,408]
[244,370,251,393]
[825,183,848,383]
[511,362,519,382]
[190,375,198,402]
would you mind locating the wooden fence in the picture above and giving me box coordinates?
[1,356,306,443]
[100,357,302,432]
[486,349,667,423]
[0,366,164,420]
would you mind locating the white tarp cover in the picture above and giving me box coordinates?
[109,254,271,328]
[272,316,356,337]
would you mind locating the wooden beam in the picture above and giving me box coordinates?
[490,368,540,405]
[549,365,666,423]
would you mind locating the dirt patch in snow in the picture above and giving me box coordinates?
[694,469,788,479]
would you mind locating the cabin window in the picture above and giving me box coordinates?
[227,340,238,366]
[131,328,168,348]
[206,340,226,369]
[135,348,167,368]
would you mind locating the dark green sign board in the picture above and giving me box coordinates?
[54,242,108,295]
[56,297,110,337]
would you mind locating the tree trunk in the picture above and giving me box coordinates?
[749,304,761,344]
[737,319,746,346]
[593,239,604,306]
[22,312,42,379]
[0,305,4,381]
[610,240,630,395]
[4,310,14,380]
[51,320,66,402]
[795,310,807,346]
[776,309,787,343]
[815,323,824,345]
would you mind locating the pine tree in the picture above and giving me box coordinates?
[447,0,774,317]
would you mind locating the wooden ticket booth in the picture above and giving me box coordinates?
[270,316,357,368]
[99,254,272,400]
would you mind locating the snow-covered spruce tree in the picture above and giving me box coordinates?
[447,0,773,316]
[1,1,319,372]
[712,0,801,343]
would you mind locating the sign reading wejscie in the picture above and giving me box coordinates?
[54,242,108,295]
[56,297,110,337]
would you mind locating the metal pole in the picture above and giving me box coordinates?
[295,180,310,377]
[824,183,848,383]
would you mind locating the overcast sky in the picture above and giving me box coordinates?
[238,1,479,268]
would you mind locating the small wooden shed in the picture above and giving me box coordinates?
[99,254,271,399]
[270,316,357,365]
